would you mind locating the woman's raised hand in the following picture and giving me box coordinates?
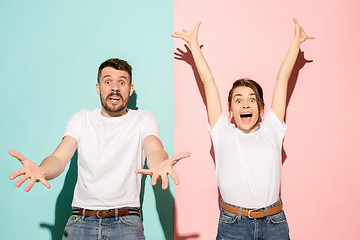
[293,18,314,43]
[171,22,201,45]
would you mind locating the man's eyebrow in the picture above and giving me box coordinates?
[102,75,128,80]
[102,74,112,79]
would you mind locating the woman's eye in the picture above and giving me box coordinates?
[236,99,241,103]
[250,98,255,102]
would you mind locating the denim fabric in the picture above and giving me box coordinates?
[216,199,290,240]
[62,208,145,240]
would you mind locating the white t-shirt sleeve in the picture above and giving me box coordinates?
[208,112,229,146]
[263,109,288,142]
[141,112,160,144]
[63,111,83,143]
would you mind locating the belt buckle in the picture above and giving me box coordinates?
[248,209,263,219]
[96,210,105,219]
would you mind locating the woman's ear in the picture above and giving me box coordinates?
[260,108,264,118]
[228,104,233,119]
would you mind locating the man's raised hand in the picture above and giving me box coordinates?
[9,150,50,192]
[135,152,191,190]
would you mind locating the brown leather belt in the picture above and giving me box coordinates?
[71,208,140,218]
[220,200,282,219]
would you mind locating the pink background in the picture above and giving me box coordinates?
[174,0,360,239]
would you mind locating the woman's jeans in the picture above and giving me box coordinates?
[216,199,290,240]
[62,208,145,240]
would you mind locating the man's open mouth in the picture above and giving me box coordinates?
[109,96,120,100]
[107,93,122,102]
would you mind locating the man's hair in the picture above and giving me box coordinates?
[97,58,132,83]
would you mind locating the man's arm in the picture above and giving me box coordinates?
[135,135,190,190]
[9,136,77,192]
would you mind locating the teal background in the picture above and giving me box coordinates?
[0,1,174,239]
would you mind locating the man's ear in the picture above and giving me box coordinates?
[129,84,134,96]
[96,83,100,95]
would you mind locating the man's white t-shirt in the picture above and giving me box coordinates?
[209,109,287,208]
[63,108,159,210]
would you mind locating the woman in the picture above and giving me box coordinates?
[172,19,313,239]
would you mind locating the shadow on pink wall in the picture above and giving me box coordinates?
[281,50,313,164]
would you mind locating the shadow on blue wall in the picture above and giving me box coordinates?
[40,151,78,240]
[140,164,176,239]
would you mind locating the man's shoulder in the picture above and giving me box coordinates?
[69,108,100,119]
[128,109,159,126]
[129,109,154,117]
[75,108,99,114]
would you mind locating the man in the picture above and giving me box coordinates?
[9,58,190,239]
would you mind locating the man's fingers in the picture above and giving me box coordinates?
[9,169,26,180]
[15,175,29,188]
[39,178,51,189]
[25,178,36,192]
[170,152,191,163]
[9,150,28,163]
[160,173,169,190]
[135,169,152,175]
[151,173,160,186]
[168,170,180,186]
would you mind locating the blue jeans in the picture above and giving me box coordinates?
[62,208,145,240]
[216,199,290,240]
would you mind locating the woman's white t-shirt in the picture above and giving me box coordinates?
[209,109,287,208]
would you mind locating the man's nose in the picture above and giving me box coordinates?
[111,84,120,92]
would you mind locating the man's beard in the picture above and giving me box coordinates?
[100,92,129,115]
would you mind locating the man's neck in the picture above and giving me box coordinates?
[100,108,128,118]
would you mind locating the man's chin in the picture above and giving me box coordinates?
[103,104,128,114]
[108,107,125,113]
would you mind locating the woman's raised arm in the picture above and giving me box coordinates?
[271,18,314,122]
[172,23,222,128]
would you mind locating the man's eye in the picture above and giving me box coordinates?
[120,81,125,85]
[105,81,110,84]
